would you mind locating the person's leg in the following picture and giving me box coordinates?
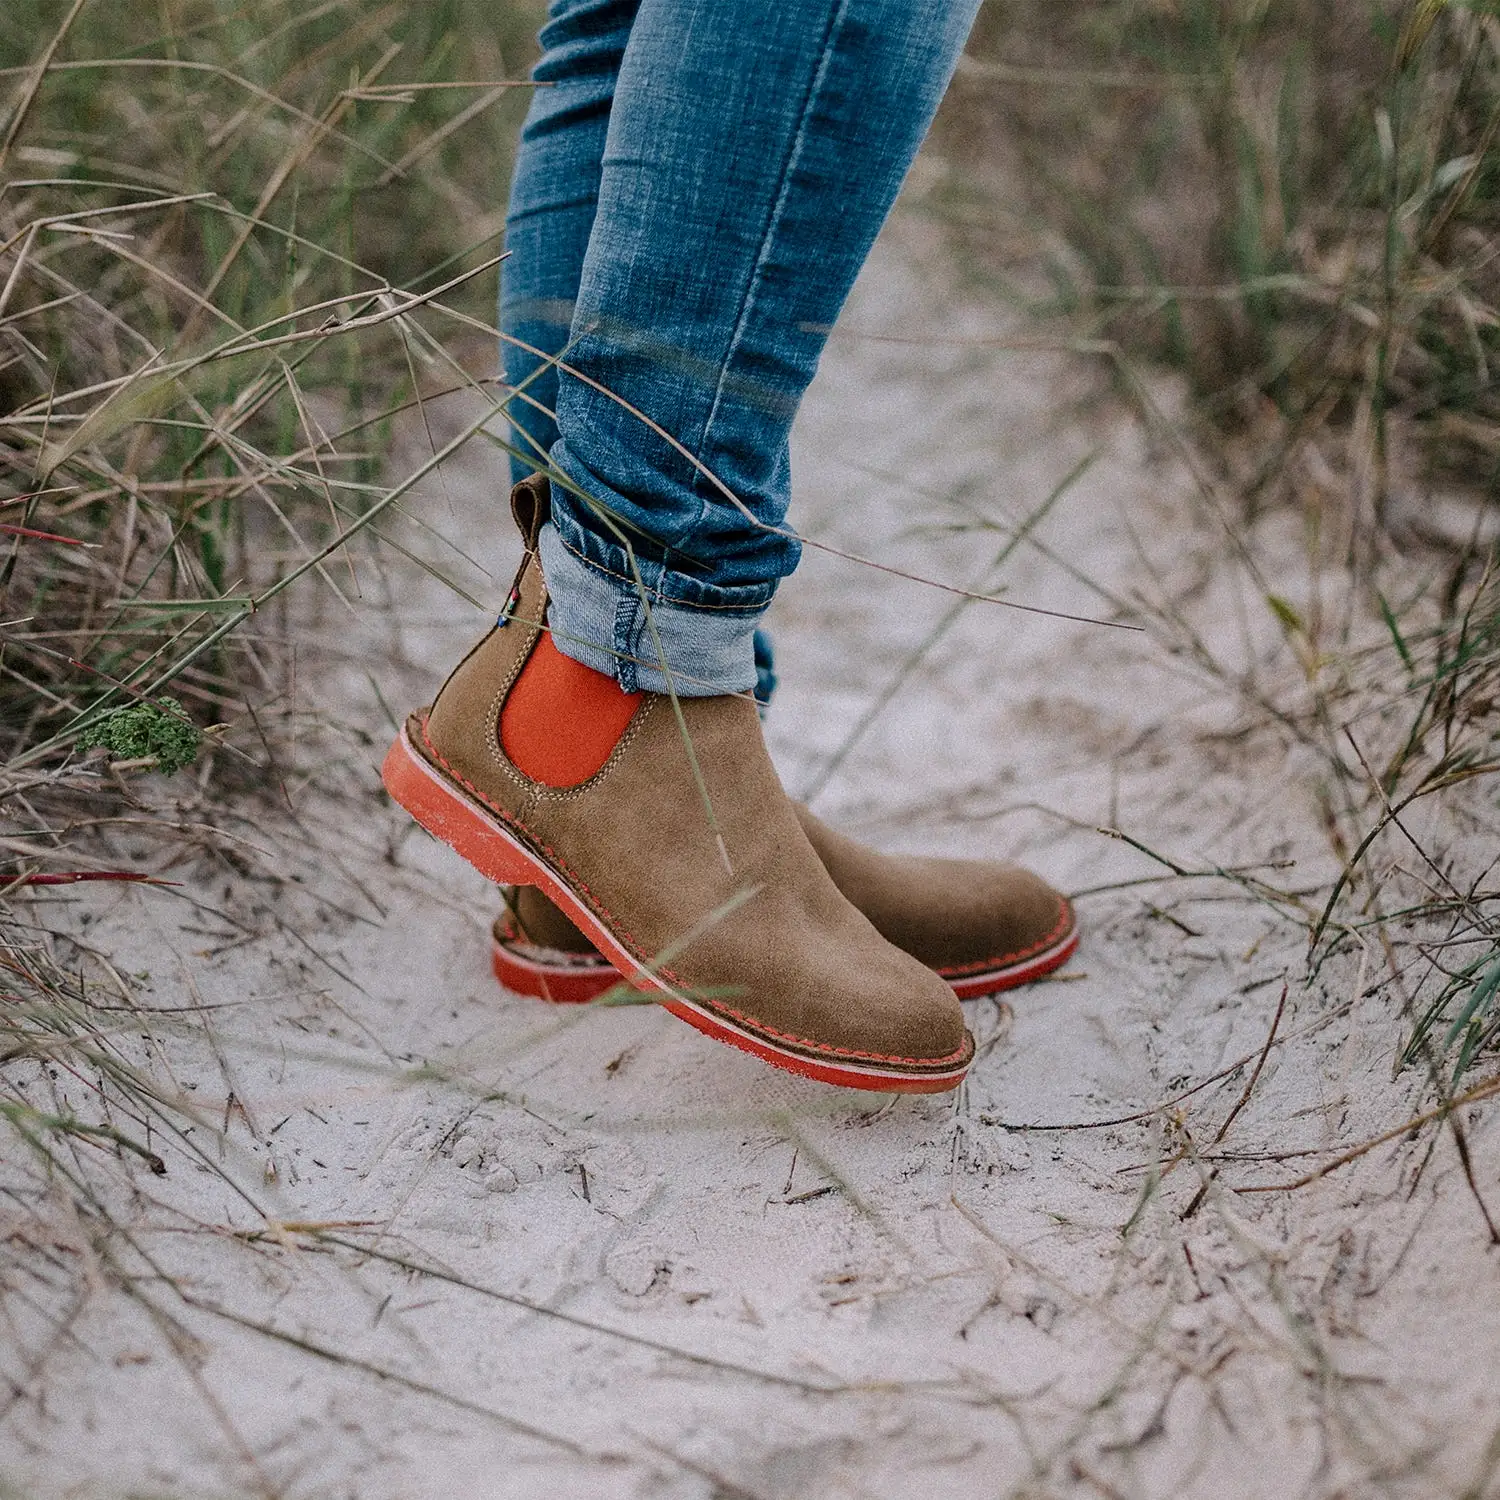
[501,0,782,705]
[500,0,635,486]
[539,0,984,695]
[386,0,997,1092]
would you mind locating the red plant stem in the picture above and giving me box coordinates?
[0,523,87,545]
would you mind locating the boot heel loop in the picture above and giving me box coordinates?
[499,472,553,626]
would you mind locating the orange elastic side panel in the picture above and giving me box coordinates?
[500,632,642,787]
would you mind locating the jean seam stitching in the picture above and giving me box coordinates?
[613,593,639,693]
[684,0,851,527]
[504,192,601,229]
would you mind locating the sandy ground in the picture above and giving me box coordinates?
[4,205,1500,1500]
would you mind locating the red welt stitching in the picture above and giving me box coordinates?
[934,901,1076,979]
[498,904,1074,987]
[418,716,658,969]
[699,1003,972,1067]
[499,875,1073,987]
[415,716,969,1070]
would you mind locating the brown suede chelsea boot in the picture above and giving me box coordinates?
[382,475,973,1093]
[491,806,1076,1005]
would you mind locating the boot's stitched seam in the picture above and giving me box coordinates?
[533,703,654,800]
[494,911,970,1067]
[421,713,658,964]
[417,716,967,1070]
[933,902,1076,978]
[496,915,609,965]
[702,1004,972,1067]
[494,915,603,966]
[498,897,1075,983]
[480,586,658,801]
[495,932,615,972]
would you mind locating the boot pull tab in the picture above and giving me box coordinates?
[500,473,552,625]
[510,471,551,552]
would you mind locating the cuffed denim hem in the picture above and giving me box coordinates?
[538,522,767,696]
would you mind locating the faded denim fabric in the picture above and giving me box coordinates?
[501,0,982,694]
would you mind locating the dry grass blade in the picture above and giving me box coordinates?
[0,0,91,170]
[942,0,1500,508]
[4,2,1500,1493]
[1,5,550,1478]
[1234,1071,1500,1196]
[1210,981,1289,1148]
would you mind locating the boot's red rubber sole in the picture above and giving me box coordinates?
[491,907,1078,1005]
[383,722,972,1094]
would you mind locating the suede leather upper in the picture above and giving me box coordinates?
[417,483,970,1074]
[798,815,1072,976]
[506,805,1073,977]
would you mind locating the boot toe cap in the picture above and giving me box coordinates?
[937,865,1074,973]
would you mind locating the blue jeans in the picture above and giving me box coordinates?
[501,0,981,696]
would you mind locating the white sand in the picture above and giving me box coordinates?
[4,203,1498,1500]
